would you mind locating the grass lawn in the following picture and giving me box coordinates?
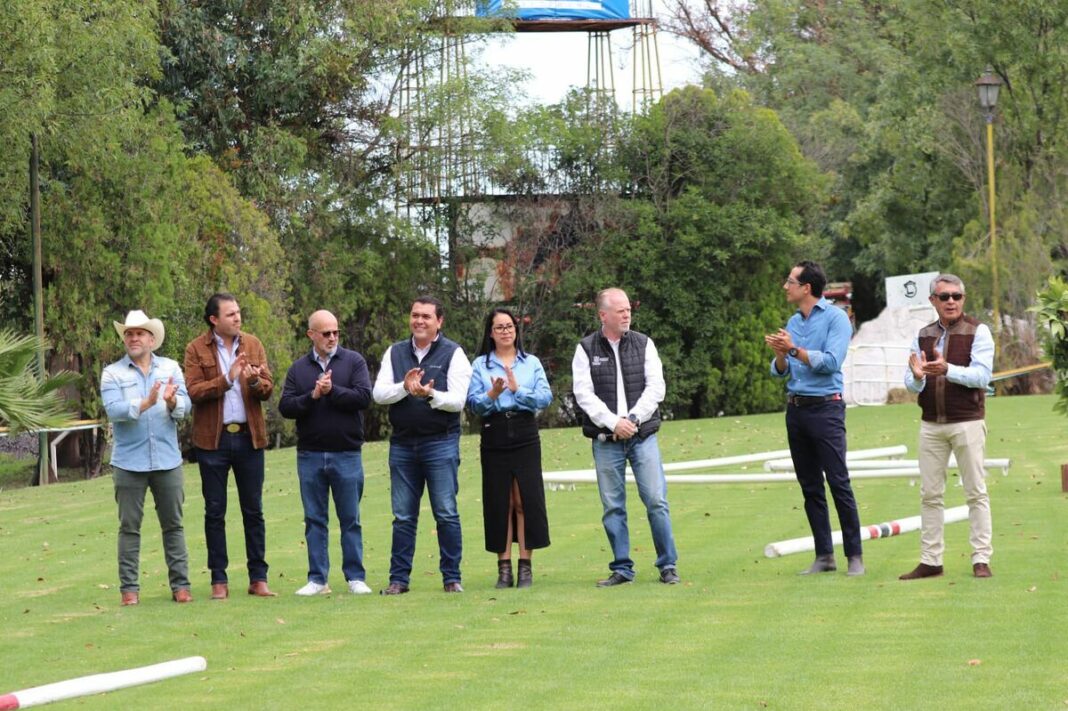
[0,395,1065,709]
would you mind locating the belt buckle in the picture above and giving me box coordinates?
[225,423,242,434]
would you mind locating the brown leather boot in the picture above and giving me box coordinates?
[516,559,532,589]
[495,560,514,589]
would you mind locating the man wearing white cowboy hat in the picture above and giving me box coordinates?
[101,309,193,606]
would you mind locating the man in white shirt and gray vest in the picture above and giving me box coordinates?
[572,288,679,587]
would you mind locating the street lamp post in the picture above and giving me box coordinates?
[975,66,1003,347]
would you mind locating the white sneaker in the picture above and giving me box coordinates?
[347,580,372,595]
[295,581,331,596]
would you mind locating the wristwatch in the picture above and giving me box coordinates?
[627,414,640,426]
[788,347,799,358]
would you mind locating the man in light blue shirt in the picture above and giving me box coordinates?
[766,261,863,576]
[101,310,192,606]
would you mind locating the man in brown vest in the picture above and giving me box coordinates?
[899,274,994,580]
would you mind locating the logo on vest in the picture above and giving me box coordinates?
[591,355,611,367]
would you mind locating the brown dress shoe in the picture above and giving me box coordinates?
[211,583,229,600]
[121,591,140,606]
[172,588,193,603]
[899,563,944,580]
[247,581,277,597]
[973,562,993,578]
[443,582,464,593]
[380,582,409,596]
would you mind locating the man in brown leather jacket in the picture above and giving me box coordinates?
[184,293,276,599]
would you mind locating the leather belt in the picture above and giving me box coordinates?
[487,410,534,422]
[224,422,249,434]
[787,393,842,407]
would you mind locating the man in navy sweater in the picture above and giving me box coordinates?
[279,310,373,596]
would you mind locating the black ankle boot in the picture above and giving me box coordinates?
[516,558,532,588]
[496,560,514,589]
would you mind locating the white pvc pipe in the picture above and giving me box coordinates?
[542,468,927,485]
[544,445,910,481]
[0,657,206,709]
[763,505,969,558]
[765,457,1011,473]
[763,445,909,471]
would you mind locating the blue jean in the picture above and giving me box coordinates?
[297,450,365,584]
[197,432,267,584]
[388,434,462,586]
[593,433,678,578]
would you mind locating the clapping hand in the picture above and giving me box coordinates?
[162,377,178,411]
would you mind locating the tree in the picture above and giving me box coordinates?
[0,331,77,432]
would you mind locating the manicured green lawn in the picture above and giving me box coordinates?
[0,395,1064,709]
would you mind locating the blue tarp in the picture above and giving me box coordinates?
[477,0,630,21]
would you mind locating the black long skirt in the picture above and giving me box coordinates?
[480,413,550,553]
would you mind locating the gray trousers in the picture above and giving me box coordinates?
[113,466,190,593]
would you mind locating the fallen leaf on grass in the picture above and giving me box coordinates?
[97,584,110,590]
[276,618,286,625]
[967,659,982,666]
[508,610,526,615]
[1027,586,1037,592]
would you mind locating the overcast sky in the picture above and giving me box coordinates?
[477,8,705,111]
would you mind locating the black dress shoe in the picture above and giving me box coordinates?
[659,567,680,584]
[495,560,514,589]
[516,559,532,589]
[596,572,632,587]
[380,582,409,595]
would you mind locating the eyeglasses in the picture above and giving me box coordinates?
[934,292,964,302]
[492,324,515,333]
[784,278,802,287]
[317,330,340,338]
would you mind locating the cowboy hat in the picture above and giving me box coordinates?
[113,310,165,350]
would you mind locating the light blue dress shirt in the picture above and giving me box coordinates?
[101,354,190,472]
[770,297,852,396]
[904,321,994,393]
[467,351,552,416]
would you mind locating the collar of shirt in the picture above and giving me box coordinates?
[212,330,241,353]
[313,346,338,371]
[411,334,440,361]
[483,350,527,369]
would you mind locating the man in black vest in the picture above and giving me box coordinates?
[899,274,994,580]
[373,296,472,594]
[572,288,679,587]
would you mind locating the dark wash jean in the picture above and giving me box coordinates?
[197,431,268,584]
[387,433,463,586]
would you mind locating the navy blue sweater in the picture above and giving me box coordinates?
[279,347,372,451]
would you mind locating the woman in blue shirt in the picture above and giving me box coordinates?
[467,308,552,588]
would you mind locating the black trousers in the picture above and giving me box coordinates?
[785,400,862,557]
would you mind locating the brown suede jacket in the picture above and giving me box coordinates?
[184,330,273,450]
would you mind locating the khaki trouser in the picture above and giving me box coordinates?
[918,419,992,566]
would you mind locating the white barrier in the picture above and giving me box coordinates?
[762,445,909,471]
[0,657,206,709]
[763,505,969,558]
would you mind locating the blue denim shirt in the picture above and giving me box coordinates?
[101,354,190,472]
[467,351,552,416]
[770,297,852,396]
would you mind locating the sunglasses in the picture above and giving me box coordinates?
[934,292,964,302]
[316,330,340,337]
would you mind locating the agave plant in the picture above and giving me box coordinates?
[0,330,80,432]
